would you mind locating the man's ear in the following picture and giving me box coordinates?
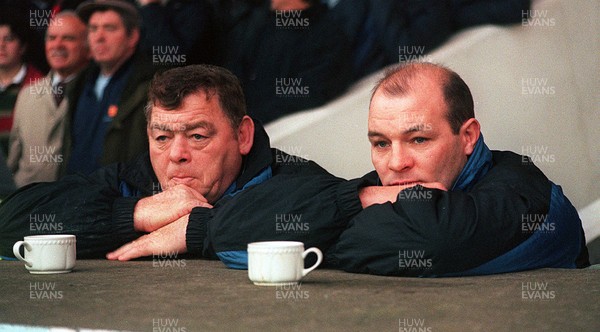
[237,115,254,156]
[129,28,140,49]
[460,118,481,156]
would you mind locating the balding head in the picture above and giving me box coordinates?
[45,11,90,77]
[371,62,474,134]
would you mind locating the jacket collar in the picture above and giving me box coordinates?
[235,121,273,191]
[451,134,493,192]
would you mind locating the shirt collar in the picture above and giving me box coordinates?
[51,71,76,86]
[0,64,27,90]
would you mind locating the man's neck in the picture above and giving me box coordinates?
[272,2,310,11]
[0,62,24,86]
[55,62,89,81]
[98,51,134,76]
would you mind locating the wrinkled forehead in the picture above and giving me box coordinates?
[149,92,227,126]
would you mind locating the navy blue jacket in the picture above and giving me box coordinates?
[326,136,589,276]
[0,123,359,263]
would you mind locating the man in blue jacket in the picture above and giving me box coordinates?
[326,62,589,276]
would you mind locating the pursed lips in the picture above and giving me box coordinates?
[389,180,421,186]
[170,176,194,181]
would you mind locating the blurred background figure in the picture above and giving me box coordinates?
[330,0,530,80]
[8,11,90,187]
[65,0,156,175]
[0,8,44,154]
[137,0,220,66]
[222,0,352,124]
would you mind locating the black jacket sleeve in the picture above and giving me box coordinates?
[326,152,552,276]
[0,164,143,258]
[185,162,364,260]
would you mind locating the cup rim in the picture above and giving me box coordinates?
[247,241,304,248]
[23,234,75,241]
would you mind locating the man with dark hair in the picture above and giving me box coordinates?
[0,64,357,267]
[65,0,156,175]
[0,14,44,153]
[326,62,589,276]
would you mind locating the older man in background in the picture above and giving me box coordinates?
[8,11,90,187]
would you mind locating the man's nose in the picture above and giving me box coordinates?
[387,143,412,172]
[169,135,191,163]
[90,30,105,42]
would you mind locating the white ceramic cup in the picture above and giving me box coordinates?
[13,234,76,274]
[247,241,323,286]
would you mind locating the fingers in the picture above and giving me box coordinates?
[107,216,189,261]
[134,184,212,232]
[164,184,213,208]
[106,236,152,261]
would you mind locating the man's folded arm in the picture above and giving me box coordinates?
[0,165,143,258]
[185,174,365,268]
[326,167,552,276]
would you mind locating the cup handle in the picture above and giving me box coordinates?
[302,247,323,277]
[13,241,33,267]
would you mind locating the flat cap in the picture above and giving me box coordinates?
[76,0,141,27]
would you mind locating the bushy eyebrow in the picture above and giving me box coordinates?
[402,124,429,134]
[149,121,215,135]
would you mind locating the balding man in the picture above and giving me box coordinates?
[8,11,90,187]
[327,62,589,276]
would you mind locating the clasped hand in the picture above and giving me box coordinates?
[107,184,212,261]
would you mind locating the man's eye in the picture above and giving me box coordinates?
[373,141,389,148]
[413,137,428,144]
[191,134,206,140]
[155,136,168,142]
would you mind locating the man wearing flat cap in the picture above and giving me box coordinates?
[65,0,156,175]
